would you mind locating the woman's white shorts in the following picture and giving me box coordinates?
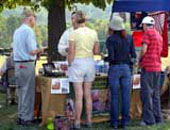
[68,57,95,83]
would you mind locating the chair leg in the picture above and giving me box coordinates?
[6,88,10,106]
[6,88,8,106]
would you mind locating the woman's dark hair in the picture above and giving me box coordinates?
[114,30,127,39]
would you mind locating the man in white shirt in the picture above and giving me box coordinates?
[13,9,43,126]
[58,12,77,56]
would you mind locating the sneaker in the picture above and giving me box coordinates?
[20,120,36,126]
[16,118,22,125]
[122,125,128,130]
[85,122,92,128]
[156,122,163,125]
[111,125,118,130]
[73,123,81,130]
[140,121,147,126]
[120,124,128,130]
[11,98,17,105]
[7,100,12,105]
[156,120,164,125]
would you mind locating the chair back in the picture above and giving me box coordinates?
[6,68,16,88]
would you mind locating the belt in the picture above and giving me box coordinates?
[14,60,35,63]
[110,61,127,65]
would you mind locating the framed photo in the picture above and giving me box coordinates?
[133,74,141,89]
[51,78,69,94]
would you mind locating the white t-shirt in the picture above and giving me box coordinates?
[58,28,74,56]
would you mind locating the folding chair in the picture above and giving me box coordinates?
[5,67,17,106]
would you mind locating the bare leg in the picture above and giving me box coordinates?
[73,82,83,124]
[84,82,92,124]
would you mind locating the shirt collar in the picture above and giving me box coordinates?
[22,24,32,29]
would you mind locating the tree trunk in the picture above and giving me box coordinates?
[48,0,66,62]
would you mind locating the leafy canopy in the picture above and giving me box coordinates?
[0,0,113,11]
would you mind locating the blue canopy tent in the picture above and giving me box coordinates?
[112,0,170,57]
[112,0,170,12]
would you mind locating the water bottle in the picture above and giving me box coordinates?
[46,117,54,130]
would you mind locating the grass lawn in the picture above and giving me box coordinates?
[0,55,170,129]
[1,92,170,130]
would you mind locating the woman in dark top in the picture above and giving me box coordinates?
[106,15,136,130]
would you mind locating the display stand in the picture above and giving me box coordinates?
[35,75,142,125]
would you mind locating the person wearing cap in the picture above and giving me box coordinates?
[58,12,77,56]
[68,11,99,129]
[13,9,43,125]
[106,15,136,129]
[139,16,163,125]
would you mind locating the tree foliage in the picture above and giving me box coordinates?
[65,0,113,10]
[0,14,21,48]
[0,0,113,11]
[0,15,8,48]
[0,14,48,48]
[0,0,113,61]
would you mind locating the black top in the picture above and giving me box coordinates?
[106,34,136,65]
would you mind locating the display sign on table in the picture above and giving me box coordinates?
[51,78,69,94]
[133,74,141,89]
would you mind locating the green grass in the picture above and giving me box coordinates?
[1,92,170,130]
[1,56,170,129]
[0,93,46,130]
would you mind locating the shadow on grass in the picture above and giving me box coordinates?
[1,92,170,130]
